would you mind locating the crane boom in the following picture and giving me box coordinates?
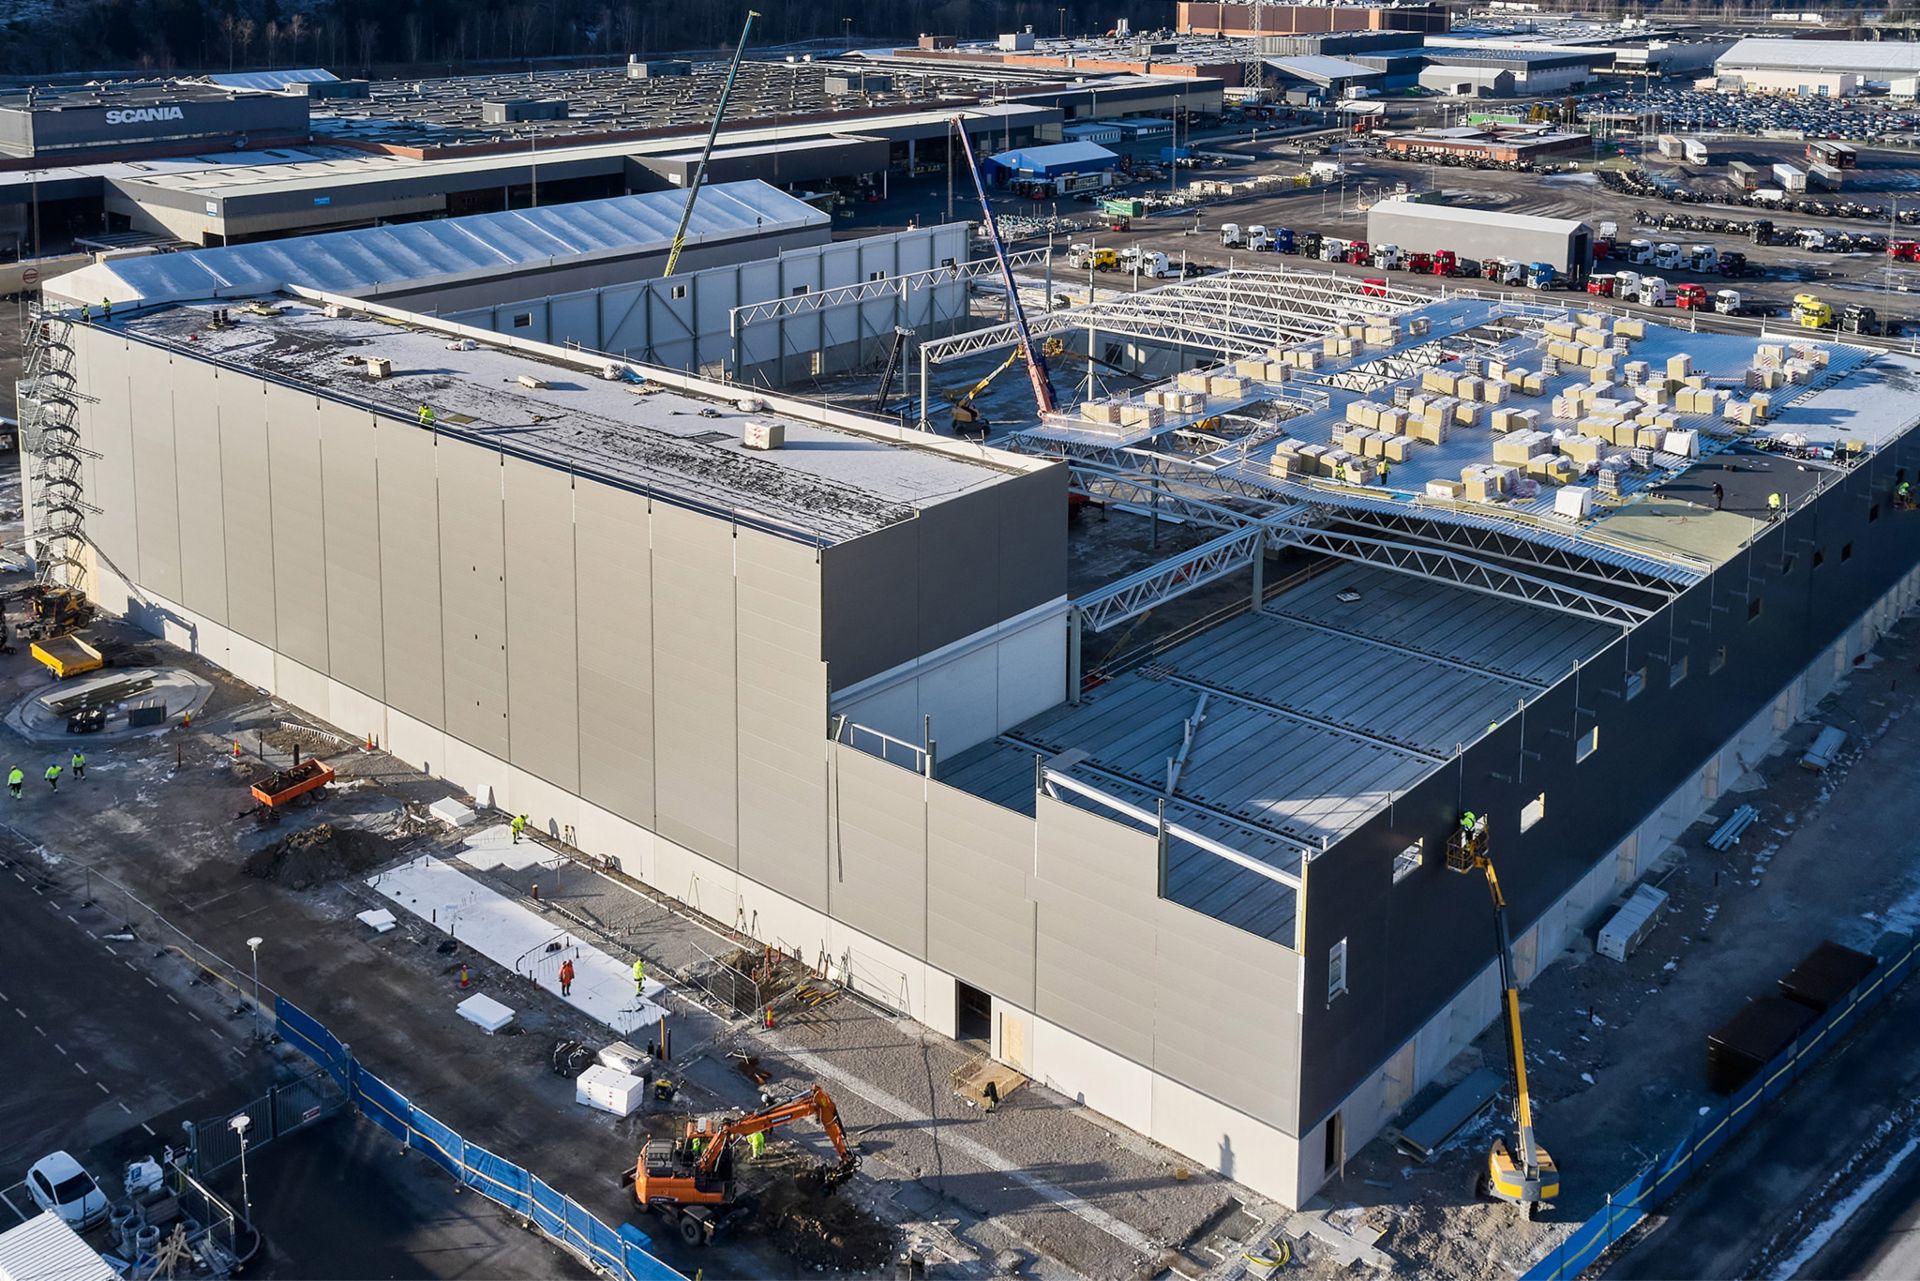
[948,117,1057,416]
[662,10,760,278]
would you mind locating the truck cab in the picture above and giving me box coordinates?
[1404,250,1432,273]
[1719,251,1748,277]
[1750,219,1775,246]
[1841,304,1882,335]
[1687,245,1720,272]
[1892,239,1920,263]
[1638,277,1670,306]
[1654,243,1683,270]
[1220,223,1245,248]
[1272,227,1296,254]
[1500,261,1526,286]
[1246,224,1273,251]
[1344,239,1371,265]
[1586,273,1616,297]
[1297,231,1322,258]
[1321,237,1348,262]
[1628,239,1656,264]
[1797,228,1832,252]
[1675,282,1710,310]
[1713,289,1743,315]
[1432,249,1459,276]
[1360,277,1389,298]
[1612,270,1642,300]
[1066,242,1096,269]
[1793,293,1834,329]
[1089,247,1120,271]
[1375,244,1406,270]
[1483,258,1507,282]
[1526,262,1557,290]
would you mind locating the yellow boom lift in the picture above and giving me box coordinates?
[1447,815,1560,1215]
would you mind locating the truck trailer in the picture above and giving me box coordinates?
[1728,161,1759,191]
[1772,162,1808,193]
[1682,138,1710,166]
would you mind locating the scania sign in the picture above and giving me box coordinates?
[104,106,186,126]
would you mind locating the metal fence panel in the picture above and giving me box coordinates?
[410,1108,464,1177]
[270,1072,345,1138]
[187,1096,273,1177]
[1522,932,1920,1281]
[462,1142,532,1217]
[275,997,349,1082]
[352,1064,413,1143]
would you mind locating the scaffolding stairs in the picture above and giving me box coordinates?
[20,313,99,592]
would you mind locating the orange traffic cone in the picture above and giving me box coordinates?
[459,965,471,989]
[231,739,240,759]
[364,732,376,751]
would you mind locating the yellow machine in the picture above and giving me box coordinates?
[1792,293,1834,330]
[1447,816,1560,1215]
[946,348,1024,429]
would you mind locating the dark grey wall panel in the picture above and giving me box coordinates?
[994,466,1070,618]
[830,745,928,956]
[1031,794,1157,1064]
[927,777,1038,1008]
[170,358,229,624]
[436,440,509,758]
[736,527,829,910]
[818,521,918,691]
[263,384,329,673]
[215,373,276,648]
[126,341,184,605]
[1153,899,1300,1129]
[915,496,998,659]
[502,455,579,793]
[574,478,654,826]
[375,424,445,729]
[317,402,384,701]
[650,500,738,864]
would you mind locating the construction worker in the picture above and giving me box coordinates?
[70,751,84,781]
[1768,491,1783,520]
[1711,482,1724,511]
[632,957,646,996]
[749,1130,766,1160]
[79,304,90,322]
[558,958,575,997]
[1460,811,1478,834]
[418,404,436,426]
[44,762,60,792]
[510,813,526,844]
[6,766,20,800]
[1899,480,1914,511]
[1375,458,1390,485]
[101,298,111,321]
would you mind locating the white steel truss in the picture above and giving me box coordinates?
[1327,508,1691,597]
[727,247,1053,333]
[1076,524,1272,634]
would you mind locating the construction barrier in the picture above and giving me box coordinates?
[1522,930,1919,1280]
[275,997,684,1281]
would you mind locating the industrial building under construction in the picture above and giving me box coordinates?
[20,201,1920,1213]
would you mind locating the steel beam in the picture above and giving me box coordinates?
[1076,524,1271,633]
[728,247,1052,333]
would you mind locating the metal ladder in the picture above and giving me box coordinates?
[19,311,99,591]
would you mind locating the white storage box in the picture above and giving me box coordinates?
[1597,884,1670,962]
[427,797,476,827]
[576,1064,648,1117]
[598,1040,653,1076]
[456,993,515,1035]
[1553,487,1595,520]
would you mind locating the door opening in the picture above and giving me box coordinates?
[1323,1110,1345,1176]
[955,980,992,1044]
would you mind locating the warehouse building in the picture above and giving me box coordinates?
[1714,38,1920,97]
[985,141,1118,191]
[1418,48,1598,96]
[1178,1,1450,36]
[30,268,1920,1214]
[1368,202,1592,276]
[1379,124,1593,166]
[0,81,310,162]
[1263,54,1391,100]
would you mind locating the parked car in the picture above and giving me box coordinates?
[26,1152,107,1230]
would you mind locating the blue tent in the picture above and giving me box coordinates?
[985,141,1118,179]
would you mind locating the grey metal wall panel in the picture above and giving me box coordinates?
[317,402,384,701]
[77,329,139,589]
[263,384,329,672]
[995,467,1070,617]
[830,745,928,957]
[1031,794,1157,1064]
[819,522,920,690]
[914,498,997,654]
[1152,900,1301,1129]
[170,355,229,624]
[649,500,738,864]
[215,372,276,648]
[435,439,509,758]
[502,455,580,793]
[574,478,654,826]
[736,527,829,909]
[927,777,1038,1007]
[126,341,184,604]
[375,423,445,728]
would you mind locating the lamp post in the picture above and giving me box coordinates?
[246,936,264,1037]
[229,1114,253,1225]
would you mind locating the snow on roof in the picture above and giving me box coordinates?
[51,181,828,307]
[203,68,341,92]
[1718,37,1920,75]
[1263,55,1385,81]
[0,1214,115,1281]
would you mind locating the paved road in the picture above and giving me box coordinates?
[0,836,273,1187]
[1603,983,1920,1280]
[1797,1118,1920,1279]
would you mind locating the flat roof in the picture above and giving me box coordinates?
[1718,37,1920,75]
[1264,55,1388,81]
[1368,200,1590,235]
[0,1213,115,1281]
[0,79,272,112]
[942,571,1615,943]
[54,182,828,306]
[111,298,1027,545]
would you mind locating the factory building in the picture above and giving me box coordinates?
[1417,48,1598,96]
[1178,1,1450,36]
[0,81,310,162]
[1379,124,1593,166]
[1714,38,1920,97]
[33,259,1920,1215]
[1263,55,1391,101]
[1367,202,1593,276]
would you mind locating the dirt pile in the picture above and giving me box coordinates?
[752,1151,895,1273]
[245,823,392,890]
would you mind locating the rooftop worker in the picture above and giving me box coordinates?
[558,958,574,997]
[1711,482,1724,511]
[632,957,646,996]
[1375,458,1390,484]
[6,766,20,800]
[79,304,90,322]
[44,762,60,792]
[70,751,84,781]
[101,298,111,321]
[1768,491,1783,519]
[418,403,436,426]
[1899,480,1914,510]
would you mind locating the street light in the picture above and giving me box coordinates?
[246,937,264,1037]
[228,1114,253,1225]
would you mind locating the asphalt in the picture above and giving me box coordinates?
[1804,1130,1920,1280]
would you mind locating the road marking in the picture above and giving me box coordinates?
[143,977,157,988]
[94,1082,108,1095]
[164,994,178,1005]
[101,944,116,956]
[117,1102,131,1115]
[85,930,95,940]
[54,1043,67,1056]
[11,871,21,882]
[122,960,138,973]
[0,989,7,1002]
[33,1026,44,1037]
[74,1062,87,1075]
[64,914,75,924]
[140,1123,155,1137]
[12,1008,22,1019]
[770,1036,1160,1259]
[187,1012,203,1024]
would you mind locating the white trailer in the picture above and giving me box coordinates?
[1657,134,1684,159]
[1682,138,1710,166]
[1772,162,1808,193]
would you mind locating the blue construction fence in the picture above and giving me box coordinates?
[1522,930,1919,1281]
[275,997,684,1281]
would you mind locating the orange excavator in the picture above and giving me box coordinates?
[626,1084,857,1247]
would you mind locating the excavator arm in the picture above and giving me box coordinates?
[694,1085,853,1178]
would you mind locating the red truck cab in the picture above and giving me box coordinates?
[1892,240,1920,262]
[1360,277,1389,297]
[1345,239,1371,265]
[1406,251,1434,274]
[1586,273,1616,297]
[1675,282,1710,310]
[1432,250,1458,276]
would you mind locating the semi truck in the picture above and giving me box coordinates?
[1682,138,1710,166]
[1808,162,1844,192]
[1729,161,1759,191]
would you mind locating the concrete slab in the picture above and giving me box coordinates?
[456,992,515,1034]
[369,855,667,1036]
[462,824,554,872]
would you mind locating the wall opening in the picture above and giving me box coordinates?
[1393,839,1424,884]
[1328,938,1349,1003]
[955,980,992,1044]
[1323,1110,1344,1176]
[1520,792,1546,831]
[1576,725,1599,763]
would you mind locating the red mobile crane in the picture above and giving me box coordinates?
[949,117,1057,417]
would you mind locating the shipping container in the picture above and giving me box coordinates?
[1772,162,1807,193]
[1728,160,1759,190]
[1777,941,1876,1013]
[1707,994,1816,1094]
[1657,133,1684,158]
